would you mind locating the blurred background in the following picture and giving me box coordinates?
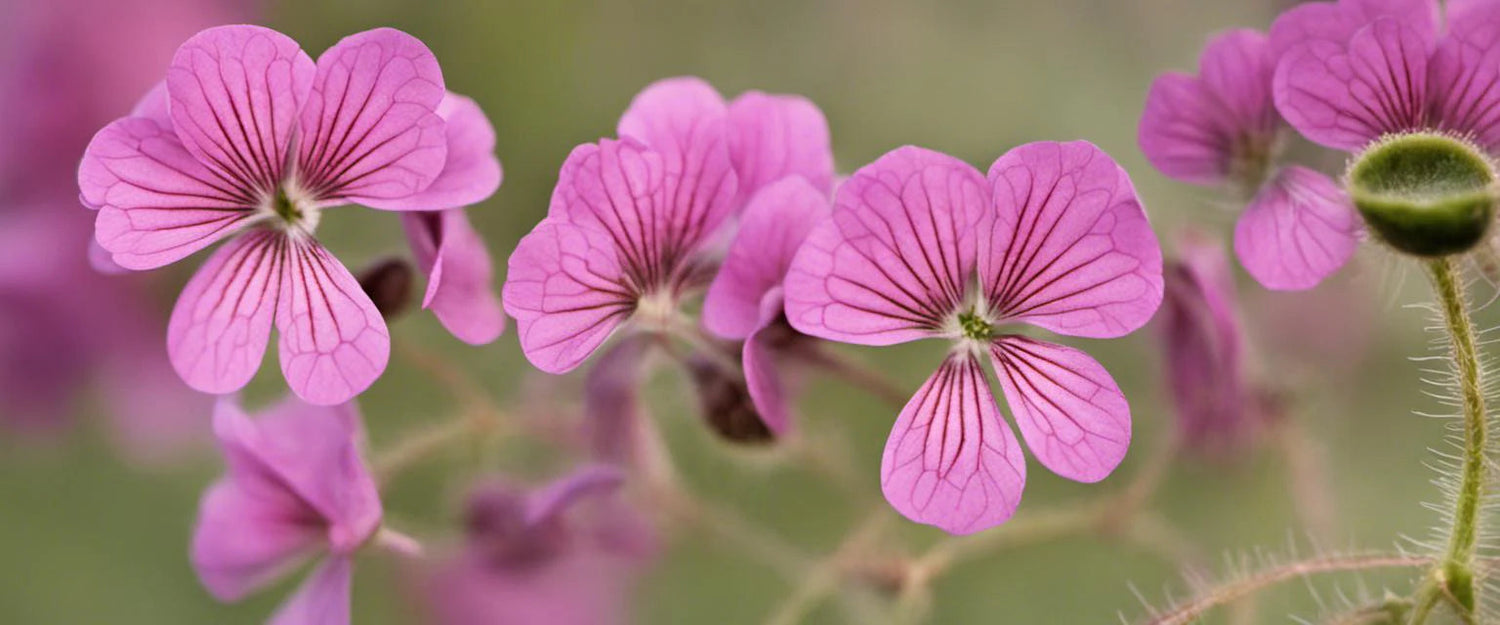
[0,0,1472,623]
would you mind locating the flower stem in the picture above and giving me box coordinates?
[1412,257,1488,620]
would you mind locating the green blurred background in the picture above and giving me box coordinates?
[0,0,1473,623]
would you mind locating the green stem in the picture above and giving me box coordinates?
[1413,257,1488,621]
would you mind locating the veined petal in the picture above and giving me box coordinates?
[131,81,171,127]
[1234,166,1359,291]
[703,177,831,340]
[881,355,1026,535]
[727,90,835,202]
[990,336,1131,483]
[385,92,503,210]
[1274,17,1433,151]
[276,240,391,405]
[1200,29,1278,136]
[784,146,987,346]
[402,210,506,345]
[982,141,1163,338]
[1430,1,1500,152]
[1159,236,1252,452]
[297,28,448,208]
[211,396,382,553]
[191,478,322,601]
[268,556,353,625]
[167,230,284,395]
[1268,0,1438,58]
[583,334,652,463]
[166,25,315,193]
[503,219,635,374]
[80,117,257,270]
[742,289,791,435]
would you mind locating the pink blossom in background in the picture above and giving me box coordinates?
[1139,28,1359,292]
[1157,233,1254,455]
[505,76,833,375]
[421,465,655,625]
[191,396,381,625]
[78,25,504,405]
[783,142,1163,533]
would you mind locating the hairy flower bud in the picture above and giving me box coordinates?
[1347,133,1497,257]
[357,256,416,320]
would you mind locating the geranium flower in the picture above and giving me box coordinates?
[78,25,502,404]
[783,142,1163,533]
[191,396,381,625]
[1139,28,1358,291]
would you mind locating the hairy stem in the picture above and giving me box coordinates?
[1412,257,1489,621]
[1141,554,1433,625]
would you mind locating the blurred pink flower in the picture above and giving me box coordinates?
[191,395,381,625]
[783,142,1163,534]
[421,465,655,625]
[79,25,503,405]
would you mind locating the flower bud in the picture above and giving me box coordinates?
[685,355,775,444]
[1347,133,1497,257]
[357,256,416,319]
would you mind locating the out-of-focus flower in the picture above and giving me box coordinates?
[78,25,504,405]
[783,142,1163,534]
[504,77,833,375]
[191,396,381,625]
[421,465,655,625]
[1139,28,1358,291]
[1158,234,1253,454]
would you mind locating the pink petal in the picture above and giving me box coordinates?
[87,239,129,275]
[503,219,634,374]
[403,210,506,345]
[191,479,323,601]
[1268,0,1437,58]
[1138,30,1275,185]
[131,80,171,127]
[727,90,835,202]
[742,289,791,435]
[981,141,1163,338]
[1233,166,1359,291]
[881,355,1026,535]
[167,230,284,395]
[783,146,987,346]
[1429,1,1500,152]
[990,336,1131,483]
[296,28,448,208]
[526,464,626,525]
[546,138,731,294]
[212,396,383,553]
[397,92,504,210]
[166,25,315,193]
[79,117,256,270]
[1273,17,1433,151]
[1159,235,1252,452]
[703,177,831,340]
[275,239,391,405]
[268,557,353,625]
[583,334,651,463]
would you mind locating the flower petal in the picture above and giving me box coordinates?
[79,117,257,270]
[703,177,831,340]
[503,219,634,374]
[1159,236,1252,452]
[1268,0,1437,58]
[191,478,322,601]
[982,141,1163,338]
[296,28,448,208]
[727,90,835,201]
[583,334,651,463]
[525,464,626,525]
[402,210,506,345]
[165,25,315,193]
[989,336,1130,483]
[1138,30,1275,186]
[1234,166,1359,291]
[268,556,353,625]
[1274,17,1432,151]
[784,146,987,346]
[743,289,791,435]
[881,355,1026,535]
[397,92,504,210]
[275,239,391,405]
[1429,1,1500,152]
[167,230,284,395]
[131,80,172,127]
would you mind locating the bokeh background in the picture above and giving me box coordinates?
[0,0,1473,623]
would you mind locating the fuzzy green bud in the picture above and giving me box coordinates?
[1348,133,1497,257]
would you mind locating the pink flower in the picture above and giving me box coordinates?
[191,396,381,625]
[504,77,832,374]
[783,142,1163,533]
[1157,233,1253,454]
[1139,29,1359,291]
[78,25,503,405]
[421,466,655,625]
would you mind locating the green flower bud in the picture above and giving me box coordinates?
[1348,133,1497,257]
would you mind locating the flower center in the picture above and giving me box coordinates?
[261,183,320,235]
[1347,132,1497,257]
[957,310,995,341]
